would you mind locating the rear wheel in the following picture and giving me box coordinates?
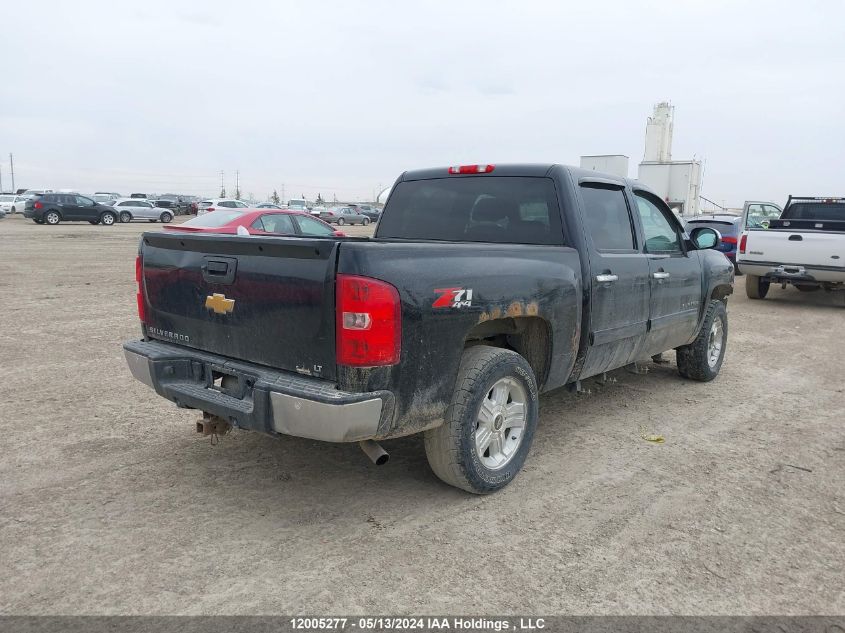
[100,211,116,226]
[676,300,728,382]
[119,211,132,223]
[44,211,61,225]
[362,218,370,226]
[745,274,770,299]
[424,345,539,494]
[336,218,345,226]
[159,211,173,223]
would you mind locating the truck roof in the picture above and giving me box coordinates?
[399,163,655,197]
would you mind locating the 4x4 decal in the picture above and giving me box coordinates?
[433,288,473,308]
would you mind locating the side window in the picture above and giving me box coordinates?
[634,193,682,253]
[297,215,334,236]
[262,214,295,234]
[580,185,636,251]
[762,204,781,219]
[76,196,95,207]
[235,201,248,208]
[218,201,232,208]
[141,202,153,208]
[251,217,266,231]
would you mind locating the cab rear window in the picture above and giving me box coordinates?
[376,177,563,245]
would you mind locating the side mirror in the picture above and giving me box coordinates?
[690,226,721,250]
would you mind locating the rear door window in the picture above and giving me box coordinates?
[259,214,295,234]
[579,185,636,251]
[376,176,563,245]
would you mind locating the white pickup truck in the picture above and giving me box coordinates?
[737,196,845,299]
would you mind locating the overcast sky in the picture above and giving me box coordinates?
[1,0,843,204]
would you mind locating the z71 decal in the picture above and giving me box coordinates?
[433,287,474,308]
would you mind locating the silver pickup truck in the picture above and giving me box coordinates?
[737,196,845,299]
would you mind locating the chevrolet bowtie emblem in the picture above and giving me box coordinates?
[205,293,235,315]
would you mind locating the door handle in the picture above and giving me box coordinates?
[596,274,618,283]
[652,271,671,279]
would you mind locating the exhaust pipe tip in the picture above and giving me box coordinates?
[359,439,389,466]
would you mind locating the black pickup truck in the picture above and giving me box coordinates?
[124,164,733,493]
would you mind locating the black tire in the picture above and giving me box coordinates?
[160,211,173,223]
[336,218,345,226]
[795,284,820,292]
[676,300,728,382]
[119,211,132,223]
[44,210,61,225]
[100,211,116,226]
[362,218,370,226]
[745,274,770,299]
[424,345,539,494]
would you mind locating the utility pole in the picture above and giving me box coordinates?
[219,170,225,197]
[0,164,4,192]
[235,170,240,199]
[9,153,15,193]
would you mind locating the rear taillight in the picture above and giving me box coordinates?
[336,274,401,367]
[34,201,43,209]
[721,236,737,245]
[448,164,495,174]
[135,255,147,324]
[206,207,215,212]
[739,233,748,254]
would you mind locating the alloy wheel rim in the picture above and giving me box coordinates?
[707,318,724,368]
[474,377,527,470]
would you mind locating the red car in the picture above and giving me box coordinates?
[164,209,345,237]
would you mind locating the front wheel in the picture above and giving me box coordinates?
[745,274,770,299]
[424,345,539,494]
[362,218,370,226]
[676,299,728,382]
[100,212,116,226]
[159,211,173,223]
[119,211,132,223]
[336,218,345,226]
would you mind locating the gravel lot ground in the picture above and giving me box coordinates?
[1,214,843,615]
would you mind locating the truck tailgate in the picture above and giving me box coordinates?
[744,229,845,268]
[140,232,338,381]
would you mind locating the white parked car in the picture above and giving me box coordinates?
[0,194,30,214]
[197,199,251,216]
[113,198,175,223]
[310,205,326,216]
